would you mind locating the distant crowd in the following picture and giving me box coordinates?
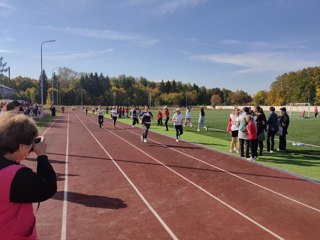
[227,106,291,161]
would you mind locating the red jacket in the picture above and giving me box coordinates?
[247,122,257,140]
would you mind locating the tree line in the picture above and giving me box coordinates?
[1,57,320,106]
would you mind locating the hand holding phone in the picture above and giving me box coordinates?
[32,136,47,156]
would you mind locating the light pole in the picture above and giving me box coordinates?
[7,66,10,80]
[41,40,56,109]
[51,67,59,105]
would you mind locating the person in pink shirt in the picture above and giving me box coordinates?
[246,115,258,161]
[0,112,57,239]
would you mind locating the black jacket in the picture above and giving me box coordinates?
[0,155,57,203]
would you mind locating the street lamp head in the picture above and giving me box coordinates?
[41,40,56,45]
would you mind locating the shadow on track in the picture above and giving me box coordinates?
[52,191,127,209]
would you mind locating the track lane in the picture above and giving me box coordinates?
[23,115,68,240]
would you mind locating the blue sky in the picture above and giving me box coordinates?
[1,0,320,94]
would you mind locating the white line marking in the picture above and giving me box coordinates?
[61,113,70,240]
[74,112,178,240]
[126,125,320,214]
[83,113,284,240]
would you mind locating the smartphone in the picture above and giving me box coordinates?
[34,137,41,144]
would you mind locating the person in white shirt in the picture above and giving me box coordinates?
[97,106,105,128]
[184,107,193,127]
[229,108,240,153]
[110,106,118,128]
[172,108,184,142]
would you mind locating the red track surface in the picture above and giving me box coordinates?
[24,110,320,240]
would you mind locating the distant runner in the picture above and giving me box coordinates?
[172,108,184,142]
[110,106,119,128]
[139,105,153,143]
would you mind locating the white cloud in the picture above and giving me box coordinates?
[45,26,158,47]
[189,51,320,73]
[122,0,207,15]
[0,2,15,16]
[43,49,114,60]
[0,49,12,53]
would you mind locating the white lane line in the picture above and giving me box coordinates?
[61,113,70,240]
[125,126,320,214]
[73,112,179,240]
[83,114,284,240]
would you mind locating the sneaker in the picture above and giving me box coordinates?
[196,129,200,132]
[132,125,134,128]
[247,157,254,161]
[176,139,179,142]
[141,136,143,142]
[206,127,208,131]
[144,139,147,143]
[236,150,239,154]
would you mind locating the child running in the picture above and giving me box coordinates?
[110,106,118,128]
[184,107,193,127]
[97,106,104,128]
[131,106,139,127]
[139,105,153,143]
[172,108,184,142]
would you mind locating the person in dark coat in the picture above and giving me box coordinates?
[278,107,290,151]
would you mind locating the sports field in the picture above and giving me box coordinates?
[25,108,320,239]
[118,108,320,181]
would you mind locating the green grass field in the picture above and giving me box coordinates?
[116,108,320,181]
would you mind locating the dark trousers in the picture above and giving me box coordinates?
[175,125,183,139]
[112,116,117,126]
[143,124,151,139]
[165,117,169,130]
[279,134,287,151]
[157,118,163,126]
[132,117,139,126]
[98,115,104,127]
[239,138,250,158]
[249,139,258,158]
[258,141,263,155]
[266,130,276,152]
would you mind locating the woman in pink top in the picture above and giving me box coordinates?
[246,115,258,161]
[0,113,57,239]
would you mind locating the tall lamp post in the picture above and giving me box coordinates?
[41,40,56,109]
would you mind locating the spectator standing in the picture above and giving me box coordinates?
[172,108,184,142]
[0,113,57,239]
[6,100,21,114]
[278,107,290,151]
[246,115,258,160]
[50,105,56,117]
[315,106,318,118]
[197,107,208,132]
[266,106,278,153]
[237,107,250,158]
[229,108,240,153]
[254,106,267,156]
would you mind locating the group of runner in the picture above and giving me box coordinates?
[87,105,209,143]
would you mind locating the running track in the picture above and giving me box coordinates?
[24,110,320,240]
